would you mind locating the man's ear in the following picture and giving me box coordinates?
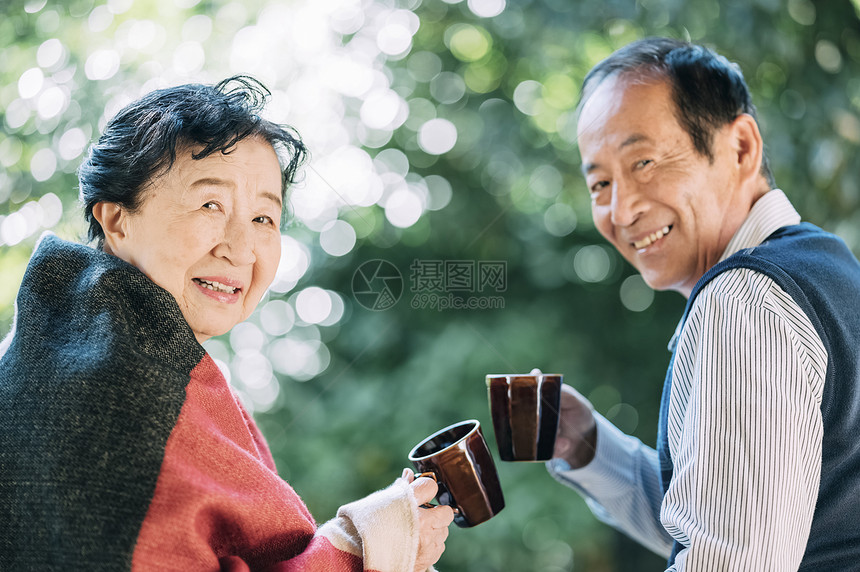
[91,201,128,255]
[730,113,764,186]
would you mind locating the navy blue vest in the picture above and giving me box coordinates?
[656,223,860,569]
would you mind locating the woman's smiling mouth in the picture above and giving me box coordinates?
[192,280,241,304]
[193,278,239,294]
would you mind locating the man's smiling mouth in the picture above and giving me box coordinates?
[633,225,672,250]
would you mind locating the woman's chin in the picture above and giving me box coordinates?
[191,323,234,344]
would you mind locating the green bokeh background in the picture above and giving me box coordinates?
[3,0,860,570]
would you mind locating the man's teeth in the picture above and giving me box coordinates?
[195,279,237,294]
[633,226,671,250]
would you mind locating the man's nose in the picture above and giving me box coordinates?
[609,179,645,227]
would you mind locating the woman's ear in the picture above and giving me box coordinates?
[91,202,127,255]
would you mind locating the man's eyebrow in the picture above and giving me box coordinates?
[580,133,652,176]
[620,133,651,149]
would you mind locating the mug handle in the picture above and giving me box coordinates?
[413,471,459,514]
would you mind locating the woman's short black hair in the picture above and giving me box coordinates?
[78,75,308,245]
[579,37,775,188]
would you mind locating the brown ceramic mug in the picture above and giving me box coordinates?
[407,419,505,528]
[486,373,562,462]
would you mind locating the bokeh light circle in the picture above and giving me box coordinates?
[468,0,506,18]
[573,245,612,283]
[296,286,333,324]
[543,203,577,237]
[418,118,458,155]
[619,274,655,312]
[385,189,423,228]
[320,220,357,256]
[18,68,45,99]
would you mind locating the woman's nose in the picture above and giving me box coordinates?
[214,221,257,266]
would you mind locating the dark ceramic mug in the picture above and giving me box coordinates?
[407,419,505,527]
[486,374,562,462]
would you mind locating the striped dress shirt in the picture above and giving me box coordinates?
[548,189,826,570]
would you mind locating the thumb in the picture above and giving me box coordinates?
[411,476,439,505]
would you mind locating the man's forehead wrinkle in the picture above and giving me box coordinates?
[578,125,654,177]
[575,94,619,177]
[576,74,677,177]
[576,76,645,150]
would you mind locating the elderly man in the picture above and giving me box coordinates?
[546,37,860,570]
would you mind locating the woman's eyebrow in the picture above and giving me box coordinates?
[189,177,233,189]
[186,178,281,209]
[260,191,283,210]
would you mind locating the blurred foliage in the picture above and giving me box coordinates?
[2,0,860,570]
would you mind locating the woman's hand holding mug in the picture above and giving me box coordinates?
[402,469,454,572]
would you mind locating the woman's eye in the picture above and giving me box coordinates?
[254,215,275,225]
[636,159,653,169]
[202,202,220,210]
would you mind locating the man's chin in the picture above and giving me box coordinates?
[636,272,682,295]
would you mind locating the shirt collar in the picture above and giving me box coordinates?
[667,189,801,352]
[717,189,801,262]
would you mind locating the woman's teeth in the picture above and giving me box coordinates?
[633,226,671,250]
[194,278,237,294]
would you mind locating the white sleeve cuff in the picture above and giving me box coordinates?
[547,413,672,557]
[547,412,651,499]
[324,477,420,572]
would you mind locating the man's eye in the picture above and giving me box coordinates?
[636,159,653,168]
[590,181,610,193]
[254,215,275,225]
[202,202,220,210]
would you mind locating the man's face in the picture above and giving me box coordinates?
[577,75,749,297]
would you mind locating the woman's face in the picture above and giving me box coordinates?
[106,137,283,343]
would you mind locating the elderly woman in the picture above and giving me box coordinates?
[0,77,453,571]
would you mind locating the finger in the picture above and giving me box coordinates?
[421,503,455,527]
[559,384,591,412]
[411,477,439,505]
[560,383,588,402]
[421,526,448,550]
[415,544,445,571]
[559,384,580,405]
[553,435,572,459]
[432,505,455,527]
[430,540,447,562]
[420,536,447,558]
